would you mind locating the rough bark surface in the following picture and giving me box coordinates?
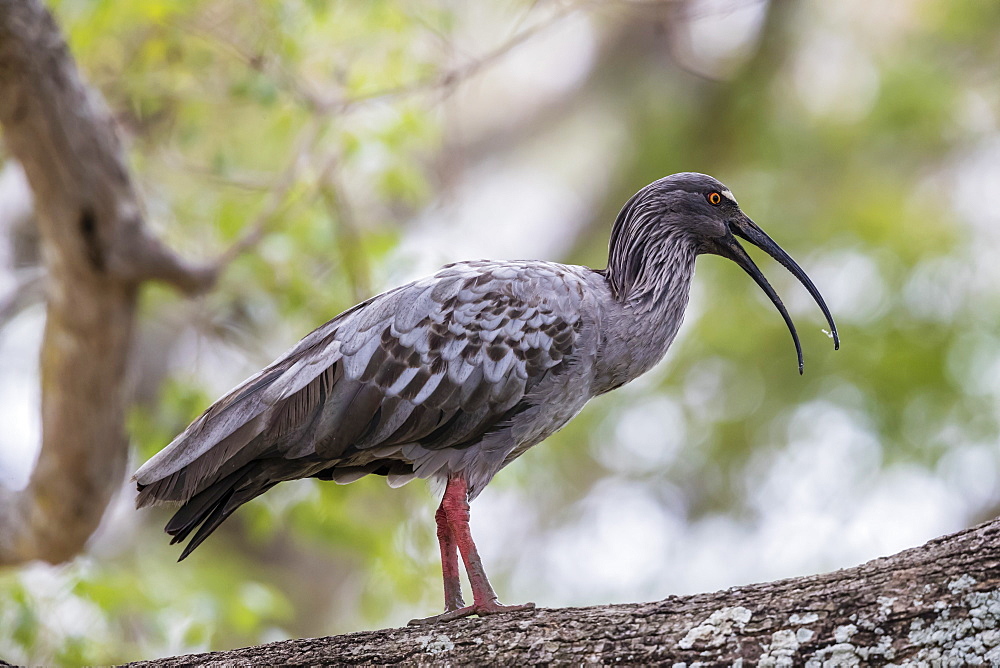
[0,0,214,565]
[126,517,1000,666]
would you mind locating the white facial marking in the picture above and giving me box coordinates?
[721,189,737,205]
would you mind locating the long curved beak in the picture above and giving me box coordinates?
[712,213,839,374]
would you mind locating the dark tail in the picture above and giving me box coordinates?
[158,463,276,561]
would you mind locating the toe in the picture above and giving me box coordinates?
[476,600,536,615]
[408,605,476,626]
[408,600,536,625]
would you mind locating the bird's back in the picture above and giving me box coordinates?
[134,260,605,557]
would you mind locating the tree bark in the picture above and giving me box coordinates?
[0,0,215,565]
[125,517,1000,666]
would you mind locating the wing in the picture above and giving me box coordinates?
[134,261,590,514]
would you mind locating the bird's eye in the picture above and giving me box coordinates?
[707,192,722,206]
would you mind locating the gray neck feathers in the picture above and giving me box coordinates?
[591,193,699,392]
[606,193,698,314]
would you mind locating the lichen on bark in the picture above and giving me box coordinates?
[126,517,1000,666]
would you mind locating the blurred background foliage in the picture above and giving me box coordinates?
[1,0,1000,663]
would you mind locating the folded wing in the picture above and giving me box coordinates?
[133,261,587,558]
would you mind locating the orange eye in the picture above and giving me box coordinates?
[707,192,722,206]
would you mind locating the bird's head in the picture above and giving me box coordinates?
[608,172,839,373]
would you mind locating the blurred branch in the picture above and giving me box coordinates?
[181,16,324,113]
[200,0,588,275]
[402,2,583,107]
[189,1,585,118]
[561,0,799,264]
[183,0,600,281]
[317,157,372,302]
[0,0,215,565]
[129,517,1000,666]
[0,268,44,329]
[692,0,797,164]
[162,153,278,192]
[0,160,35,234]
[212,120,324,268]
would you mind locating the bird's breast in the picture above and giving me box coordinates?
[590,292,690,395]
[499,366,594,466]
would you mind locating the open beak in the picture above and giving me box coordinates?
[711,213,839,374]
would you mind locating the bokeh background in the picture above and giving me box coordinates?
[2,0,1000,663]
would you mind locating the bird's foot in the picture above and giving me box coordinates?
[408,599,536,626]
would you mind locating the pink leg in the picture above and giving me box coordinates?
[435,502,465,611]
[409,476,535,625]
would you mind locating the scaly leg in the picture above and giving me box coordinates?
[436,501,465,612]
[409,475,535,625]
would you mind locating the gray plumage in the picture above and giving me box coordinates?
[134,172,838,563]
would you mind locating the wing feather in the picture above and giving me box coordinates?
[136,261,592,529]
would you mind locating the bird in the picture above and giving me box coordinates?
[134,172,839,625]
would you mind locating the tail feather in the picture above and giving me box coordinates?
[175,498,231,560]
[164,467,245,538]
[135,470,187,509]
[175,493,233,561]
[163,464,274,560]
[135,413,269,509]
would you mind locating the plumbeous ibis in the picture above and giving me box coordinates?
[134,172,839,624]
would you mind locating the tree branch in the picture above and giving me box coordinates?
[127,517,1000,666]
[187,0,584,118]
[0,269,44,329]
[0,0,214,564]
[317,156,372,303]
[211,119,322,269]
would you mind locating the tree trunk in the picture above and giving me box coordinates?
[0,0,214,565]
[126,517,1000,666]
